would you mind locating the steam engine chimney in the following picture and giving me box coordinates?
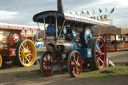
[57,0,63,12]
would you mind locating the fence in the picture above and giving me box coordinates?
[106,43,128,52]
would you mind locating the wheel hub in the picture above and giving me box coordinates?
[45,61,50,66]
[97,50,102,57]
[21,49,30,58]
[71,61,80,67]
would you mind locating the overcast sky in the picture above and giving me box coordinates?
[0,0,128,28]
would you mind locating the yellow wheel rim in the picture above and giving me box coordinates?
[18,40,36,67]
[0,55,2,68]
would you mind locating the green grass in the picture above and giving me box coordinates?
[15,70,41,78]
[77,66,128,80]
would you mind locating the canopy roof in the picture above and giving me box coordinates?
[0,23,40,31]
[33,11,109,26]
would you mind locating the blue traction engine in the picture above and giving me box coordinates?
[33,0,107,77]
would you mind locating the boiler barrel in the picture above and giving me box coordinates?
[62,42,81,52]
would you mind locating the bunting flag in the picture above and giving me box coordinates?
[81,10,84,15]
[87,10,89,15]
[110,7,115,14]
[75,11,78,15]
[70,12,72,14]
[99,8,102,13]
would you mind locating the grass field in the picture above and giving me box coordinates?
[77,63,128,81]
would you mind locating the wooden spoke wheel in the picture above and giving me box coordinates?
[0,55,2,68]
[89,37,107,70]
[16,39,37,67]
[40,51,53,76]
[67,51,82,77]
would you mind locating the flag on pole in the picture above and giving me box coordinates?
[105,8,107,12]
[99,8,102,13]
[110,7,115,14]
[75,11,78,15]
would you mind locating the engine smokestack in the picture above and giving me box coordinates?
[57,0,63,12]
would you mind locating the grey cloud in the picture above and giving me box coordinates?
[0,0,127,28]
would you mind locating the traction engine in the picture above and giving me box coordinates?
[0,24,40,68]
[33,0,108,77]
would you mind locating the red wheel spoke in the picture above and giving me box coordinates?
[47,54,51,61]
[97,59,100,66]
[43,63,46,66]
[100,44,103,49]
[73,54,76,61]
[71,61,76,67]
[95,54,98,57]
[72,67,76,75]
[101,53,104,55]
[44,56,47,61]
[43,65,46,69]
[95,50,99,52]
[76,56,79,62]
[99,58,104,64]
[47,66,49,70]
[76,67,79,75]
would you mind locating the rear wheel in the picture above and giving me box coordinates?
[16,39,37,67]
[89,37,107,70]
[67,51,82,77]
[40,51,53,76]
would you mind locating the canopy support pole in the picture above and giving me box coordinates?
[56,18,58,38]
[59,19,65,37]
[44,20,46,39]
[37,22,43,38]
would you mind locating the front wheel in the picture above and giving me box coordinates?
[67,51,82,77]
[16,39,37,67]
[40,51,53,76]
